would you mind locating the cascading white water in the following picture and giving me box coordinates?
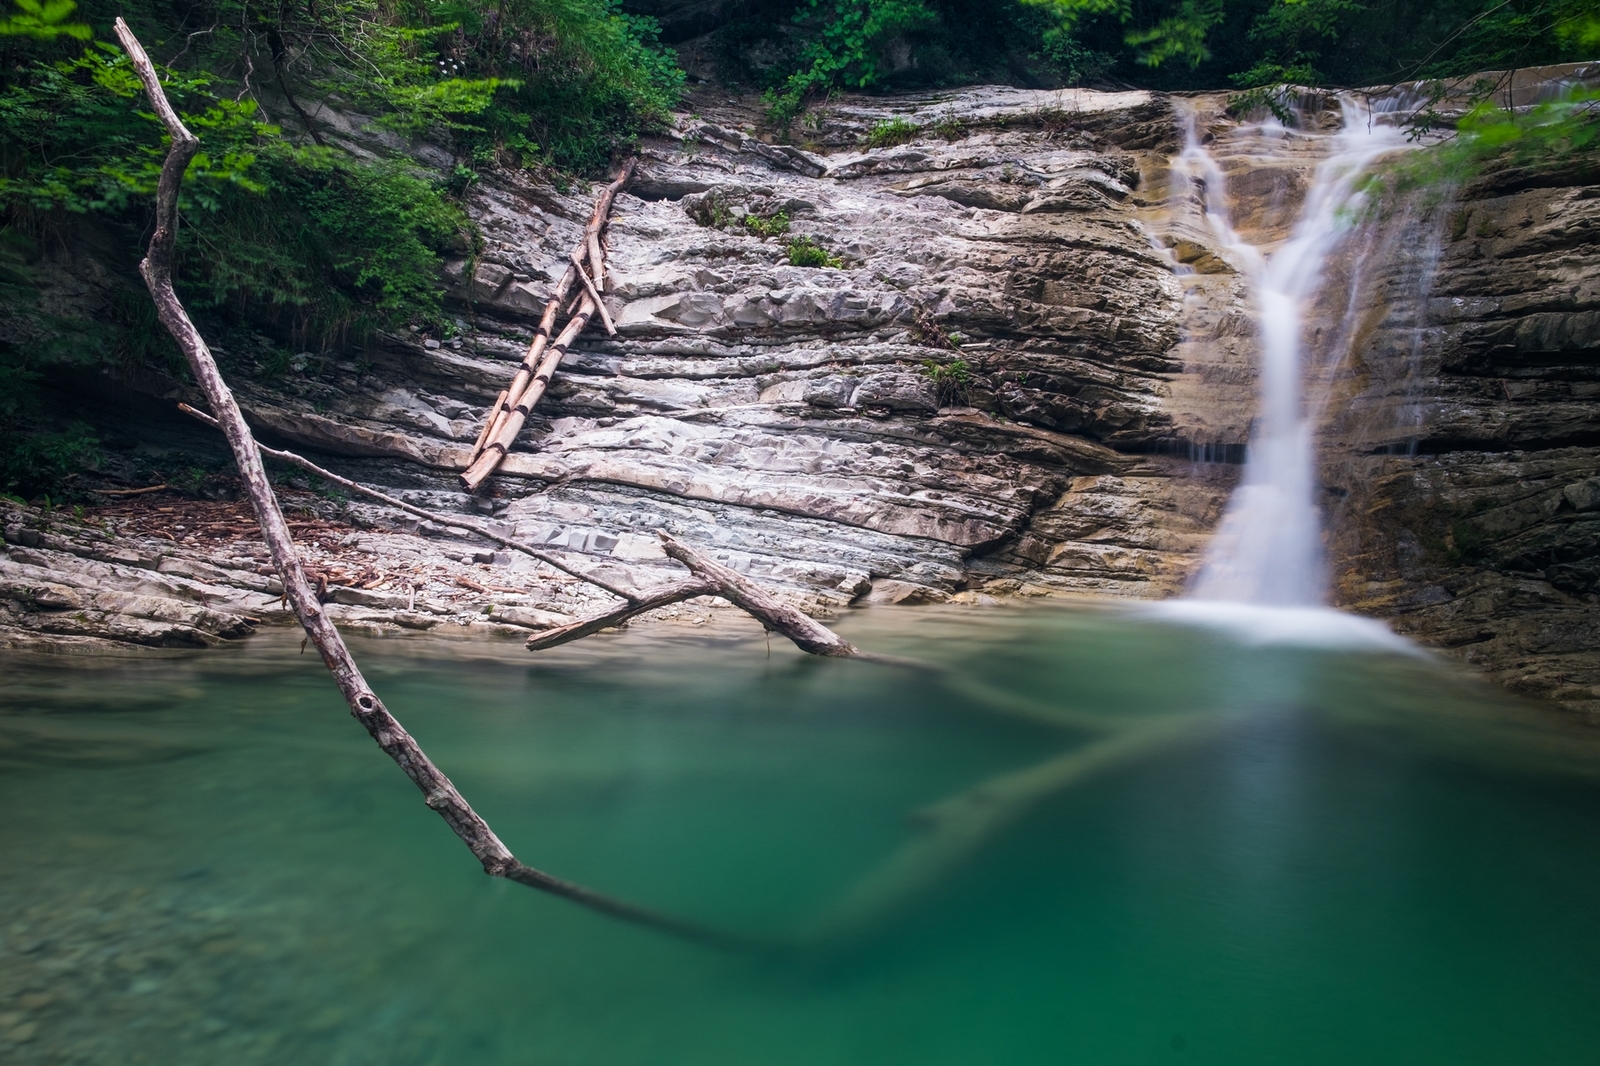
[1180,99,1410,607]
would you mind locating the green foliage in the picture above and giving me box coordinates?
[758,0,1117,126]
[0,0,89,40]
[743,210,791,238]
[0,420,99,497]
[0,39,469,348]
[865,116,919,146]
[919,357,972,406]
[178,151,471,346]
[687,196,792,239]
[786,235,843,267]
[687,192,737,229]
[1390,84,1600,191]
[1020,0,1600,90]
[772,0,939,118]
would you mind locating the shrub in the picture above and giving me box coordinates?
[744,211,792,238]
[920,358,972,406]
[786,236,843,268]
[865,117,919,147]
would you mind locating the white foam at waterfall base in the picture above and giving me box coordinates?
[1169,96,1418,650]
[1136,599,1423,653]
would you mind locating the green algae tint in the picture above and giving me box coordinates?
[2,603,1599,1066]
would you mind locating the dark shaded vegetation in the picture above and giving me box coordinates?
[0,0,680,496]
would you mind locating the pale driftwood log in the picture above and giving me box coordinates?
[525,578,720,651]
[463,160,634,476]
[461,293,599,491]
[658,533,869,659]
[796,714,1237,946]
[114,18,748,951]
[527,532,880,660]
[177,404,639,602]
[471,389,509,458]
[574,260,616,336]
[470,267,572,461]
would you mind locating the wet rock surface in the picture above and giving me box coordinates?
[1314,139,1600,718]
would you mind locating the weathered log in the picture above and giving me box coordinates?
[100,483,169,497]
[573,259,616,336]
[658,532,869,659]
[465,161,634,469]
[471,389,509,459]
[588,231,606,291]
[525,578,720,650]
[114,18,746,951]
[460,293,599,491]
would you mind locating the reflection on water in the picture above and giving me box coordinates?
[2,603,1599,1065]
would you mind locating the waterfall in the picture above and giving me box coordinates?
[1179,98,1410,607]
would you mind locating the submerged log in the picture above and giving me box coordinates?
[114,18,748,951]
[795,713,1237,947]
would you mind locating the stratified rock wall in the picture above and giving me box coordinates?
[203,85,1228,609]
[1322,152,1600,716]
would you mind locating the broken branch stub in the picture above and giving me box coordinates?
[658,533,867,659]
[113,17,742,950]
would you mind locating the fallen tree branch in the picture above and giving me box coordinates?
[657,532,870,659]
[176,403,639,603]
[114,17,746,951]
[525,577,720,650]
[100,483,169,497]
[178,404,883,662]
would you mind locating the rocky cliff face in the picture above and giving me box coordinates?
[2,77,1596,716]
[167,83,1235,610]
[1321,142,1600,716]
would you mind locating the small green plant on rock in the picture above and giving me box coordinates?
[932,114,967,141]
[786,236,842,268]
[743,211,791,239]
[866,117,919,148]
[920,358,972,407]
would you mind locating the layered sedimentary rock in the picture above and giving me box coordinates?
[167,84,1232,609]
[1321,148,1600,716]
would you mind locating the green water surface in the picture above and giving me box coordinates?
[2,604,1598,1065]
